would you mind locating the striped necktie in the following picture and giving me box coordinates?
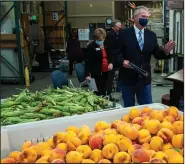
[138,30,144,51]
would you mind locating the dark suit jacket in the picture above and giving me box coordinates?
[105,29,122,68]
[66,38,84,61]
[85,41,112,77]
[119,26,170,86]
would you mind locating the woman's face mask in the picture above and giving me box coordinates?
[95,40,104,46]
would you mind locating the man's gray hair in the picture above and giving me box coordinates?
[111,20,122,27]
[133,6,149,17]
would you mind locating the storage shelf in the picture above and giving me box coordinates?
[0,34,16,41]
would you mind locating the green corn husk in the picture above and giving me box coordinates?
[61,112,71,116]
[44,96,56,106]
[1,101,19,108]
[3,117,24,124]
[39,108,61,117]
[2,111,27,117]
[20,113,48,119]
[87,95,94,106]
[19,118,39,123]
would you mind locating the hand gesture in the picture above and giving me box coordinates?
[123,60,131,68]
[164,40,176,55]
[108,63,113,71]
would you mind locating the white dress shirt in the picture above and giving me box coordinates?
[134,24,144,44]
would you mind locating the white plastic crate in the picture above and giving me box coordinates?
[1,103,170,158]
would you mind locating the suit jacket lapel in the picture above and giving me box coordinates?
[131,26,141,52]
[143,29,148,53]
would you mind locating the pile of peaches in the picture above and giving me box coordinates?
[1,106,184,163]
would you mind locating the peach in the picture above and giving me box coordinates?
[89,134,103,150]
[53,132,65,145]
[132,149,150,163]
[63,131,77,143]
[162,143,173,151]
[147,150,156,158]
[65,151,83,163]
[168,154,183,163]
[79,125,91,135]
[19,147,37,163]
[81,159,95,163]
[149,158,166,163]
[94,121,111,132]
[36,159,49,163]
[90,149,103,163]
[49,149,66,162]
[29,145,40,156]
[47,138,56,148]
[142,143,150,150]
[167,106,179,119]
[9,151,21,162]
[180,115,183,121]
[37,142,51,154]
[21,141,35,151]
[133,124,142,130]
[151,110,165,122]
[172,121,183,134]
[117,136,132,152]
[120,124,139,140]
[145,119,161,135]
[172,134,183,149]
[37,156,50,162]
[67,137,82,151]
[161,121,173,130]
[157,128,174,143]
[66,126,79,135]
[1,158,16,163]
[164,148,180,157]
[163,115,175,123]
[128,144,143,156]
[102,143,119,159]
[151,151,168,163]
[141,106,152,114]
[78,131,91,144]
[150,136,163,151]
[132,117,144,125]
[113,152,131,163]
[141,113,151,120]
[56,143,68,152]
[51,159,65,163]
[129,107,141,119]
[121,114,130,123]
[111,120,122,128]
[40,149,52,157]
[98,159,111,163]
[103,128,117,135]
[138,129,151,144]
[76,145,92,159]
[103,134,118,145]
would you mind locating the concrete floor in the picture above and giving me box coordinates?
[0,71,172,106]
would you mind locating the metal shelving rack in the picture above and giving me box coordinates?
[41,1,68,51]
[0,1,24,84]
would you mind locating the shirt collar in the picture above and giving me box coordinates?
[134,24,144,34]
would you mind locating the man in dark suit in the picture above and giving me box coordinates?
[119,6,175,107]
[105,21,122,101]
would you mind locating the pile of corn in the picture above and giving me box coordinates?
[1,87,114,126]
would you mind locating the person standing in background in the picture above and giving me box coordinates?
[85,28,113,96]
[66,30,84,75]
[105,21,122,101]
[119,6,175,107]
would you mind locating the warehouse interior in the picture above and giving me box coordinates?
[0,1,184,107]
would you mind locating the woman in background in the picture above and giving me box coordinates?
[66,30,84,75]
[85,28,113,96]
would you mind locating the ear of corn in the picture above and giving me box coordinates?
[1,87,114,126]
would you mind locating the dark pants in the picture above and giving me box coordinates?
[69,60,82,74]
[121,84,152,107]
[91,72,108,96]
[107,69,115,95]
